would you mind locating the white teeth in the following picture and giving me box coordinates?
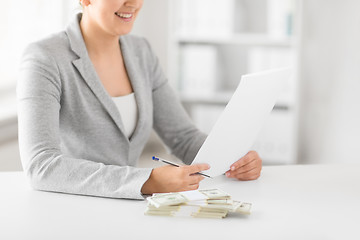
[115,12,133,18]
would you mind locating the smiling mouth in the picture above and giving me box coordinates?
[115,12,133,20]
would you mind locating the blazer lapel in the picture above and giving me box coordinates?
[65,13,127,138]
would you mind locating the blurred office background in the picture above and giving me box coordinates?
[1,0,359,172]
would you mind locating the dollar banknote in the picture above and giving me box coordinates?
[147,192,189,208]
[199,189,231,200]
[145,188,251,219]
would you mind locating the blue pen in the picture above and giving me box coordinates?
[152,156,212,178]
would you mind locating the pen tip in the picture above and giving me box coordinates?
[152,156,155,160]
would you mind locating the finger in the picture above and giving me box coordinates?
[237,174,261,181]
[227,164,259,178]
[226,166,256,178]
[233,159,259,175]
[185,183,200,191]
[185,163,210,175]
[187,175,205,185]
[227,159,258,178]
[235,168,261,180]
[231,152,262,173]
[230,151,258,170]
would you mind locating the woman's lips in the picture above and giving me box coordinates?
[115,12,134,22]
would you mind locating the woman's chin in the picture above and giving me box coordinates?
[113,27,133,36]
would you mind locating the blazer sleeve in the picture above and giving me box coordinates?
[144,41,207,165]
[17,43,152,200]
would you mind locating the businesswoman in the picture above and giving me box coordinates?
[17,0,262,199]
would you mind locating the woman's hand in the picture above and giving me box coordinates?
[141,164,210,195]
[225,151,262,180]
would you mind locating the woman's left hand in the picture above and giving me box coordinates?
[225,151,262,180]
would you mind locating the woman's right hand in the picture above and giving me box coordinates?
[141,164,210,195]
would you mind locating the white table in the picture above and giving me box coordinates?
[1,164,359,240]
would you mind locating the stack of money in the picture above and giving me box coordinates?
[145,189,252,219]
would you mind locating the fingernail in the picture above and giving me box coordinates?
[231,166,235,171]
[226,172,230,177]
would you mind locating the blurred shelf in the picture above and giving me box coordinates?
[176,34,295,48]
[0,91,17,127]
[180,91,231,105]
[0,104,18,143]
[180,92,293,111]
[170,0,300,165]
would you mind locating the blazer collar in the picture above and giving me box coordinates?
[65,13,145,143]
[66,13,88,59]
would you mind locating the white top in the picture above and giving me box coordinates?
[112,93,138,138]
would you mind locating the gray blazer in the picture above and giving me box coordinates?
[17,13,206,199]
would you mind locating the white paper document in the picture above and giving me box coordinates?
[192,68,292,177]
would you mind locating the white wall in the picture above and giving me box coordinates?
[299,0,360,163]
[131,0,170,76]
